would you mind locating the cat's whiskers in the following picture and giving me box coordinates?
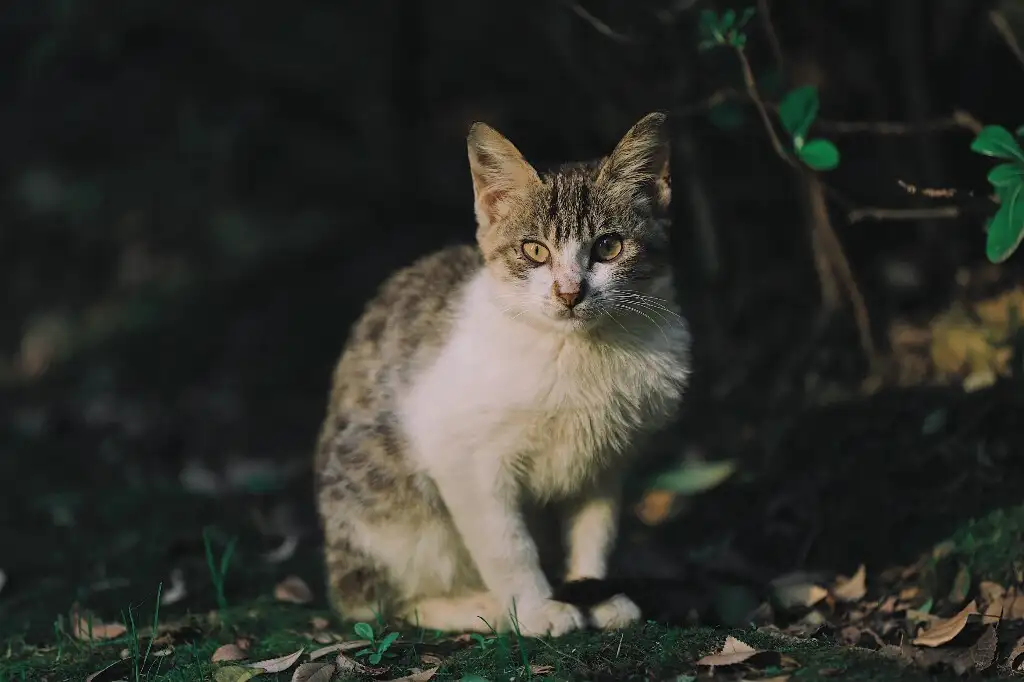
[607,302,670,344]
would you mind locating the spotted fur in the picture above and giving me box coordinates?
[316,112,690,637]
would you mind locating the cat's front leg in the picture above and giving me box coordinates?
[431,457,586,637]
[563,478,642,630]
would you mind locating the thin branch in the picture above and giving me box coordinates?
[757,0,786,71]
[734,47,800,169]
[847,205,962,224]
[565,1,633,44]
[990,10,1024,72]
[816,109,983,136]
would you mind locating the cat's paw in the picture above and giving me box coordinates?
[589,593,641,630]
[513,599,586,638]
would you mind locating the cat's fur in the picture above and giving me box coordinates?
[315,112,690,637]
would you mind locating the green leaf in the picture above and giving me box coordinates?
[650,459,736,495]
[986,182,1024,263]
[353,622,375,641]
[970,125,1024,163]
[379,631,400,651]
[369,652,382,665]
[987,163,1024,187]
[798,139,841,171]
[214,666,263,682]
[738,6,756,28]
[720,8,736,31]
[708,99,745,131]
[778,85,819,140]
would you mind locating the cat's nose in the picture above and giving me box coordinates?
[553,281,583,308]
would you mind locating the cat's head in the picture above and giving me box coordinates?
[467,112,674,333]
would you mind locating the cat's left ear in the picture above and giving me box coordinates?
[467,123,542,233]
[596,111,670,213]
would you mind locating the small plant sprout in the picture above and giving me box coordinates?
[202,527,237,610]
[698,7,756,50]
[353,622,399,665]
[970,124,1024,263]
[777,86,840,171]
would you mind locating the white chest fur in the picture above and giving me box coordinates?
[399,272,690,501]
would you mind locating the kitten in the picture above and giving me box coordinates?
[315,112,690,637]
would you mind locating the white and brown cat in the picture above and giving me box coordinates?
[314,112,690,637]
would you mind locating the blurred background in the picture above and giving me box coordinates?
[4,0,1024,645]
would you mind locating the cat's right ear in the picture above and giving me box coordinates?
[467,123,541,232]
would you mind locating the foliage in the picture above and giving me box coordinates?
[970,125,1024,263]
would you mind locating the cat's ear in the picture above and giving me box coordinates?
[596,111,670,213]
[467,123,541,231]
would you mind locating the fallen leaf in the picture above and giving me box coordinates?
[214,666,263,682]
[212,644,248,662]
[971,625,997,672]
[931,540,956,560]
[530,664,554,675]
[309,641,370,660]
[152,647,174,658]
[635,489,676,525]
[291,661,335,682]
[947,563,971,605]
[912,601,976,647]
[85,661,121,682]
[71,606,128,641]
[420,654,443,666]
[236,638,252,651]
[274,576,313,604]
[696,636,760,667]
[979,581,1005,621]
[249,648,304,673]
[899,586,920,601]
[386,667,439,682]
[263,535,300,564]
[1009,635,1024,670]
[1003,589,1024,620]
[160,568,187,606]
[832,564,867,602]
[311,616,330,630]
[312,632,334,644]
[335,652,371,674]
[773,583,828,609]
[963,369,997,392]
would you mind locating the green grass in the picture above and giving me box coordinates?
[944,504,1024,584]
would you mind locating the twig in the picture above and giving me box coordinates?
[733,48,800,170]
[990,10,1024,71]
[757,0,786,71]
[816,109,983,136]
[564,1,633,44]
[847,206,962,224]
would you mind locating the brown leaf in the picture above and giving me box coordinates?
[250,648,304,673]
[85,661,121,682]
[309,640,370,660]
[386,667,439,682]
[832,564,867,602]
[1003,588,1024,620]
[947,563,971,605]
[530,664,555,675]
[291,661,335,682]
[899,586,920,601]
[979,581,1005,622]
[160,568,188,606]
[310,616,329,630]
[912,601,976,647]
[212,644,248,662]
[71,606,128,641]
[312,632,334,644]
[971,625,997,672]
[635,489,675,525]
[420,654,443,666]
[696,636,760,667]
[274,576,313,604]
[335,652,371,674]
[1009,635,1024,670]
[774,583,828,610]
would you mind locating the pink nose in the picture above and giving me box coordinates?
[553,283,581,308]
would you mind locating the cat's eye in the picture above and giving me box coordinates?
[592,234,623,262]
[522,241,550,264]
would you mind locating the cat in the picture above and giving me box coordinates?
[314,111,690,637]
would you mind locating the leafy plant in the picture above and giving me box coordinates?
[202,528,238,610]
[698,7,756,50]
[777,86,840,171]
[970,124,1024,263]
[353,622,399,665]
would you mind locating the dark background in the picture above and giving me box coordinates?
[4,0,1024,640]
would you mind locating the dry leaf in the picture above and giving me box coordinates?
[832,564,867,602]
[696,636,760,667]
[311,616,329,630]
[85,661,121,682]
[274,576,313,604]
[899,586,920,601]
[312,632,334,644]
[263,535,300,564]
[71,606,128,641]
[249,648,304,673]
[153,647,174,658]
[971,625,997,672]
[309,640,370,660]
[291,661,335,682]
[635,489,675,525]
[214,666,263,682]
[530,664,555,675]
[212,644,248,662]
[912,601,976,647]
[774,583,828,609]
[1009,635,1024,670]
[386,667,439,682]
[161,568,187,606]
[979,581,1005,621]
[420,654,443,666]
[947,564,971,605]
[335,652,371,674]
[236,638,252,651]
